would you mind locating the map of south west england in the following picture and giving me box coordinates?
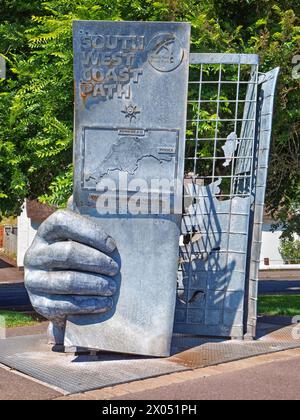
[86,136,175,182]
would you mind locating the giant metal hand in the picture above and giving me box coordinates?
[24,209,119,346]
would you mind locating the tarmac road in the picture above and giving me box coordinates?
[0,256,31,310]
[0,283,31,310]
[259,280,300,295]
[0,254,299,310]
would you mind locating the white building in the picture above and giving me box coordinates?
[17,200,53,268]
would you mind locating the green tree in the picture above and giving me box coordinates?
[280,238,300,264]
[0,0,299,238]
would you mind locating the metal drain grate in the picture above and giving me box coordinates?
[0,335,185,394]
[171,324,300,368]
[0,323,299,394]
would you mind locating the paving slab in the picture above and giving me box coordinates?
[259,269,300,280]
[111,354,300,400]
[0,366,62,400]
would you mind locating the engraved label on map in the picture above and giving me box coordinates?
[83,128,178,190]
[158,146,176,154]
[118,129,145,137]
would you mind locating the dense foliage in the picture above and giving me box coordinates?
[280,238,300,264]
[0,0,299,236]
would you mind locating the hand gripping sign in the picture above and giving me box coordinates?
[25,21,190,357]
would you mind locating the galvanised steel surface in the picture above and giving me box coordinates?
[174,54,279,339]
[245,68,280,338]
[63,21,191,357]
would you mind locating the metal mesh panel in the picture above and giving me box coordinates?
[174,54,260,338]
[185,55,259,197]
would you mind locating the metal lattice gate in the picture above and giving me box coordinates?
[174,53,279,339]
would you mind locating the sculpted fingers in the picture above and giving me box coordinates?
[28,292,113,319]
[25,270,117,296]
[37,209,116,254]
[23,209,120,324]
[25,241,119,276]
[25,270,117,297]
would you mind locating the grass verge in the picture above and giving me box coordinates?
[258,295,300,317]
[0,311,41,328]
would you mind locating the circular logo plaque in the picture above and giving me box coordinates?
[147,33,184,73]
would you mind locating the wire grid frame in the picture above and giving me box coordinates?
[175,54,260,338]
[185,54,259,197]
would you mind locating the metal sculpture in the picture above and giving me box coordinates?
[24,24,280,355]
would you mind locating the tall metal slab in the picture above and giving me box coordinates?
[65,21,191,356]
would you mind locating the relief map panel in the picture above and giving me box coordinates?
[83,128,179,191]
